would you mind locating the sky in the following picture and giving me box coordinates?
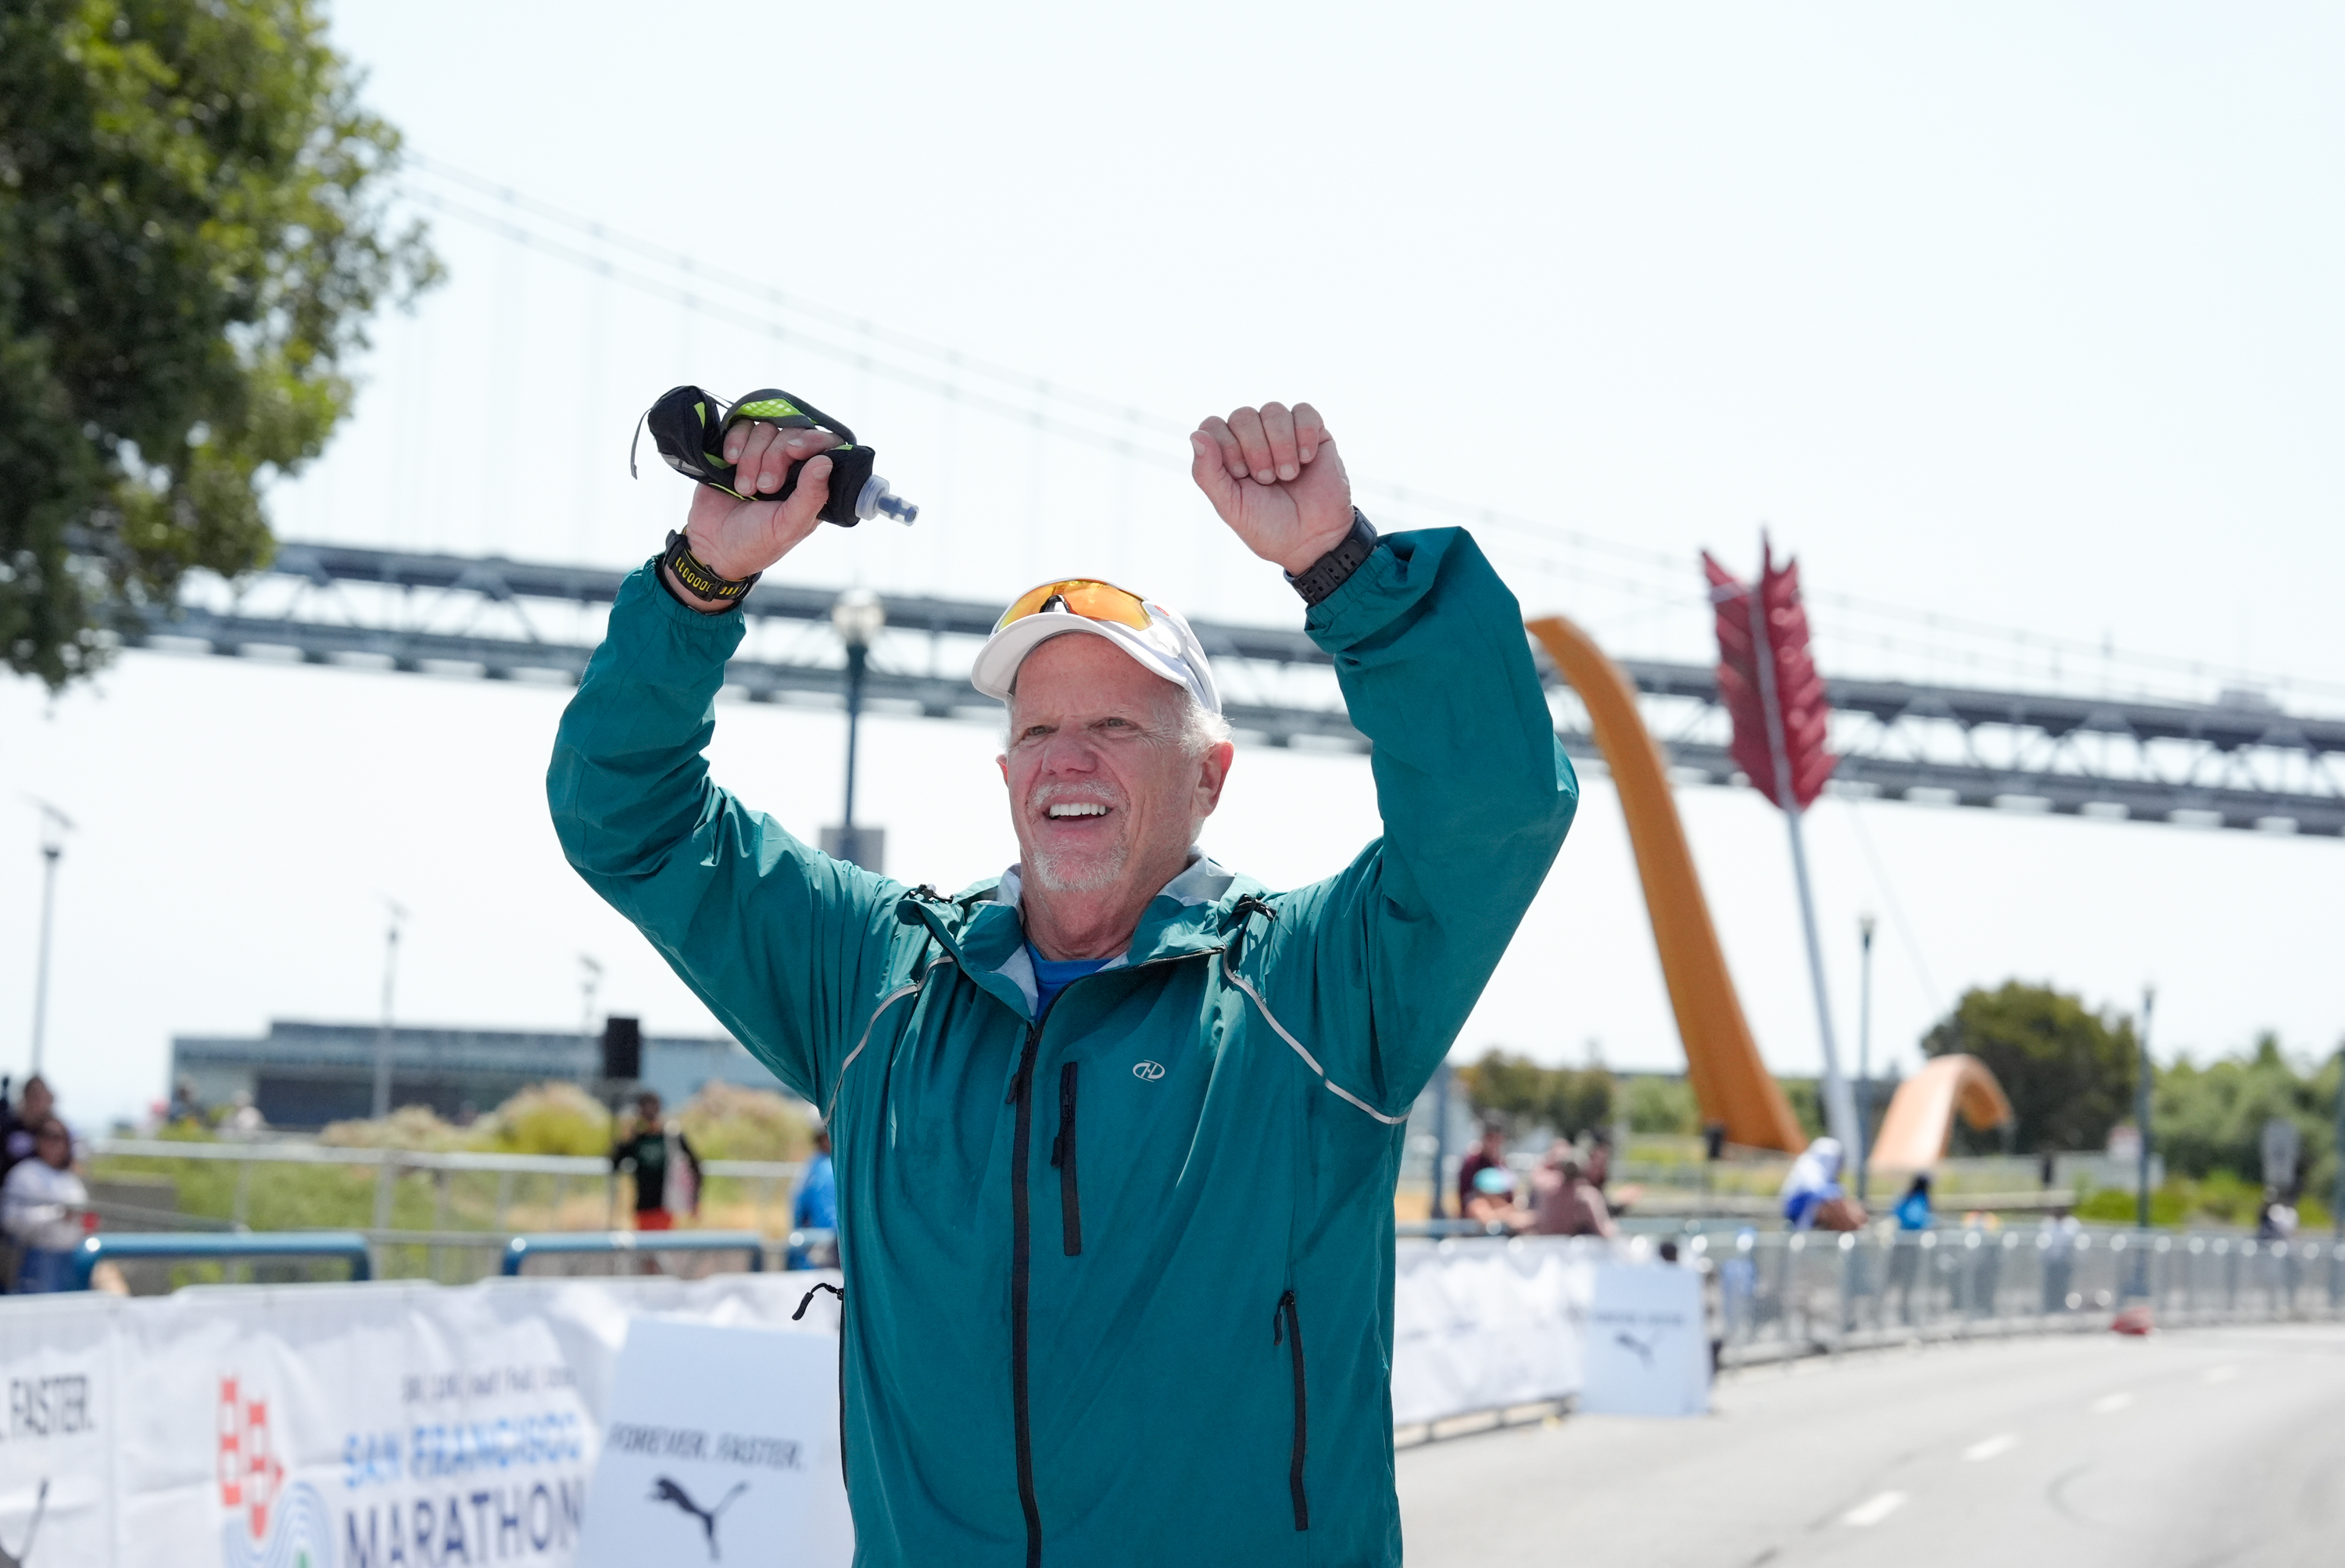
[5,2,2342,1126]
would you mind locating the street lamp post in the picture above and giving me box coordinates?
[371,902,406,1121]
[825,589,887,872]
[27,802,73,1078]
[2136,986,2156,1231]
[1856,914,1876,1205]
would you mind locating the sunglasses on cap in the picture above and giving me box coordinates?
[992,578,1153,635]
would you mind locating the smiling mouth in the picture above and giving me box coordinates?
[1046,803,1111,819]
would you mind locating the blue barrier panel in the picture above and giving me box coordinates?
[72,1230,374,1288]
[501,1230,769,1276]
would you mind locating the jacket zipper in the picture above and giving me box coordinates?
[1008,1023,1044,1567]
[1049,1061,1082,1255]
[997,949,1220,1567]
[1273,1289,1309,1531]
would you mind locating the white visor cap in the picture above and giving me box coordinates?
[971,590,1221,716]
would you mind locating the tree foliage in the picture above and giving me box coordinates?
[0,0,436,686]
[1621,1075,1699,1136]
[1455,1049,1614,1140]
[2153,1033,2337,1197]
[1921,982,2138,1154]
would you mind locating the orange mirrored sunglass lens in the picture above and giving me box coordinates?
[994,578,1152,633]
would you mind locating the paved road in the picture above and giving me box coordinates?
[1398,1323,2345,1566]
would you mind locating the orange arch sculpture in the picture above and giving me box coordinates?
[1527,616,1807,1152]
[1867,1054,2014,1171]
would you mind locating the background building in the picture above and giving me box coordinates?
[170,1018,791,1129]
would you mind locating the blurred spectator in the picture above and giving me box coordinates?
[2041,1205,2082,1312]
[1895,1173,1934,1232]
[789,1125,839,1269]
[168,1076,206,1127]
[1584,1133,1642,1217]
[612,1090,702,1232]
[1,1075,55,1184]
[1455,1119,1510,1216]
[1464,1165,1534,1233]
[3,1119,88,1294]
[1533,1148,1616,1239]
[2256,1187,2299,1243]
[220,1090,266,1139]
[1778,1137,1846,1231]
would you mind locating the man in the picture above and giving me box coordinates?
[610,1090,701,1232]
[1532,1148,1615,1239]
[0,1075,54,1186]
[2,1119,86,1293]
[1455,1116,1512,1217]
[789,1124,839,1269]
[550,399,1577,1565]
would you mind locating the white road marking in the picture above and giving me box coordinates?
[1963,1433,2018,1462]
[2201,1365,2237,1384]
[1842,1491,1909,1527]
[2092,1392,2135,1414]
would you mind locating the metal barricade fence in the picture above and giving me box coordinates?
[1706,1225,2345,1363]
[81,1137,811,1290]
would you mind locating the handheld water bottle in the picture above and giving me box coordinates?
[632,385,919,526]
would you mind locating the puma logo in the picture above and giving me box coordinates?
[649,1476,746,1560]
[0,1479,46,1568]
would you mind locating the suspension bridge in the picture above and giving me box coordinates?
[113,156,2345,841]
[140,536,2345,837]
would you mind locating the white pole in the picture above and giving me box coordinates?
[1746,583,1860,1157]
[1856,915,1877,1202]
[372,903,406,1120]
[27,802,72,1078]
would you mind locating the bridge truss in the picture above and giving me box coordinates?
[138,542,2345,838]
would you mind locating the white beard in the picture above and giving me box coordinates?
[1028,836,1130,893]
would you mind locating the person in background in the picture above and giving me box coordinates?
[1778,1136,1846,1231]
[2256,1187,2299,1243]
[3,1119,88,1294]
[788,1124,839,1269]
[1896,1172,1934,1232]
[1533,1150,1616,1239]
[168,1077,206,1127]
[611,1090,703,1233]
[1457,1117,1512,1216]
[2040,1205,2082,1313]
[1,1076,55,1186]
[1463,1163,1534,1233]
[1885,1172,1932,1323]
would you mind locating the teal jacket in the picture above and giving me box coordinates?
[549,527,1577,1566]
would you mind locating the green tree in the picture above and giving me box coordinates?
[1455,1049,1615,1140]
[1921,982,2136,1154]
[1622,1074,1699,1135]
[2153,1034,2336,1197]
[0,0,436,686]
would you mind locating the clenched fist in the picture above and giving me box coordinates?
[1188,402,1355,576]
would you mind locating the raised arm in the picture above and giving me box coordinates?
[547,421,900,1103]
[1190,404,1577,1121]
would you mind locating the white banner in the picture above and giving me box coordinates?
[578,1319,853,1567]
[1578,1262,1710,1417]
[0,1273,841,1568]
[1390,1237,1600,1426]
[0,1242,1694,1564]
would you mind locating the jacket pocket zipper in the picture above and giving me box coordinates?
[1273,1289,1309,1530]
[1049,1061,1082,1255]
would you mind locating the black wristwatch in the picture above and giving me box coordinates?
[1286,510,1381,607]
[661,530,761,608]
